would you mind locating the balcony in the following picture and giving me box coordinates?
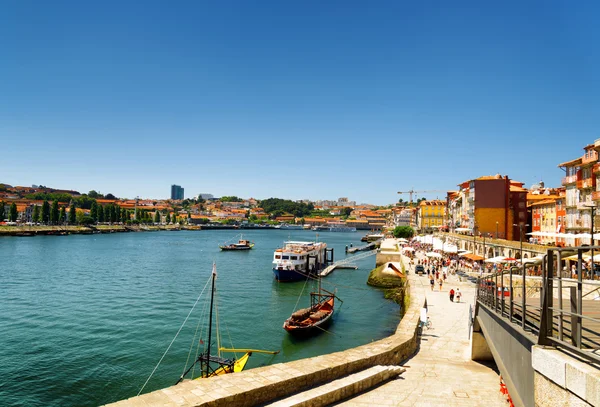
[582,177,597,189]
[583,150,599,165]
[562,175,577,185]
[577,202,595,210]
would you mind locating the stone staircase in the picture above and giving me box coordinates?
[264,365,405,407]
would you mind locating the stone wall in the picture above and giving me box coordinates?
[106,267,425,407]
[532,346,598,407]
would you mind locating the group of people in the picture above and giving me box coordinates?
[449,288,462,302]
[403,240,464,304]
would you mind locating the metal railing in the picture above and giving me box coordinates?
[476,247,600,365]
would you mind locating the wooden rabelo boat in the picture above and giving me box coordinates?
[175,264,277,382]
[283,278,342,335]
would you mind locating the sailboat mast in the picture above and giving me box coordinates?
[206,263,217,377]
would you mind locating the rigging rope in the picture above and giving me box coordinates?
[138,273,212,396]
[185,289,210,380]
[293,273,311,312]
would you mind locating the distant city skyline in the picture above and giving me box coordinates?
[1,1,597,204]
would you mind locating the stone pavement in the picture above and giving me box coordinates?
[338,259,507,407]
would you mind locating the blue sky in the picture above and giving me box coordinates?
[1,1,599,205]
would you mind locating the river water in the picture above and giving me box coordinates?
[0,230,400,406]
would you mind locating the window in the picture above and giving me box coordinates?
[282,255,289,260]
[291,256,298,260]
[275,255,281,259]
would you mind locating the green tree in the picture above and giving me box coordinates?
[41,201,50,224]
[78,214,94,225]
[392,226,414,239]
[68,203,76,225]
[90,201,98,222]
[111,205,118,223]
[154,211,161,223]
[51,200,59,224]
[98,205,105,223]
[0,201,5,221]
[105,193,116,200]
[220,196,242,202]
[341,207,353,218]
[165,213,171,223]
[121,208,127,223]
[9,203,18,222]
[88,190,103,199]
[59,207,66,224]
[32,205,40,223]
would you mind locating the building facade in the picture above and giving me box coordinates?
[559,142,599,245]
[417,200,446,232]
[447,175,528,241]
[171,185,184,200]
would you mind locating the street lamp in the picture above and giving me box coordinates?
[584,203,596,279]
[514,222,530,325]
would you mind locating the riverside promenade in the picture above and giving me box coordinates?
[339,256,506,407]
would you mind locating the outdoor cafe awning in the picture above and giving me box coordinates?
[462,253,484,261]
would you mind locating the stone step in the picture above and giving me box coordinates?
[265,365,405,407]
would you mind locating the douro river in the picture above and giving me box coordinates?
[0,229,400,406]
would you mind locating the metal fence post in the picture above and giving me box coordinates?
[577,249,583,350]
[538,250,553,344]
[570,286,580,347]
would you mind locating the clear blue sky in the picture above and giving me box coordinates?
[1,1,598,205]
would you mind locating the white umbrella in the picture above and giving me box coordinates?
[426,252,442,258]
[484,256,506,263]
[402,247,415,252]
[397,238,409,243]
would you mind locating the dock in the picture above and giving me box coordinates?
[347,240,381,253]
[319,251,377,277]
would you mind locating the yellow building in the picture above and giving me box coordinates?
[418,200,447,232]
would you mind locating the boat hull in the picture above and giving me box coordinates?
[273,267,309,282]
[220,246,252,251]
[283,311,334,335]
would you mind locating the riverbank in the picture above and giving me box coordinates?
[105,253,424,407]
[0,224,201,236]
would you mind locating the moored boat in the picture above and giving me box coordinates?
[171,264,278,383]
[283,280,341,335]
[361,233,384,242]
[219,236,254,251]
[272,241,327,282]
[327,222,357,232]
[275,223,304,230]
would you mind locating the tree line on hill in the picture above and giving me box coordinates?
[0,199,187,226]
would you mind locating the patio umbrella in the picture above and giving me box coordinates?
[401,247,415,252]
[426,252,443,258]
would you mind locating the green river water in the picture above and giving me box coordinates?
[0,230,400,406]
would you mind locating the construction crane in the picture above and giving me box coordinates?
[397,189,446,207]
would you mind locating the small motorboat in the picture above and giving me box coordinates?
[219,236,254,251]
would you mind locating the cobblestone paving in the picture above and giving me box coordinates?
[338,259,507,407]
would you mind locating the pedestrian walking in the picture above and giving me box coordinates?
[430,277,435,291]
[438,279,443,291]
[456,288,461,303]
[449,288,455,302]
[427,268,430,277]
[435,271,439,280]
